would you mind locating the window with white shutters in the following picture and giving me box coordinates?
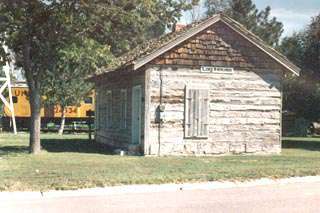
[120,89,127,129]
[185,86,209,138]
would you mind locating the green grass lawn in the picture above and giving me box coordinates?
[0,133,320,191]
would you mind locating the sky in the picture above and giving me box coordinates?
[181,0,320,37]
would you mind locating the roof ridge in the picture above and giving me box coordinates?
[220,15,300,75]
[117,14,221,68]
[221,15,287,59]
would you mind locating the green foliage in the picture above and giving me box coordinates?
[42,39,114,108]
[205,0,283,46]
[0,0,196,150]
[283,77,320,122]
[254,6,283,47]
[227,0,258,30]
[84,0,199,55]
[304,15,320,77]
[204,0,229,14]
[279,15,319,78]
[0,0,197,95]
[280,13,320,122]
[40,0,198,112]
[0,0,197,89]
[278,33,306,66]
[0,1,62,87]
[291,117,310,137]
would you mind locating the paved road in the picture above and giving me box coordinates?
[1,181,320,213]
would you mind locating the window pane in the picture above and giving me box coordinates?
[84,97,93,104]
[12,96,18,103]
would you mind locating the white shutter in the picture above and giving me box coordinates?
[185,85,209,138]
[120,89,127,129]
[101,89,107,129]
[199,89,209,137]
[106,90,112,129]
[109,90,113,129]
[194,89,200,137]
[96,89,100,130]
[185,88,193,137]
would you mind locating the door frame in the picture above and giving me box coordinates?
[131,85,142,145]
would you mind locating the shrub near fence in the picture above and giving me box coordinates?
[282,112,312,137]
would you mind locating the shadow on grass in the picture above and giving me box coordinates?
[2,137,320,155]
[282,139,320,151]
[41,139,113,154]
[0,139,113,156]
[0,146,29,156]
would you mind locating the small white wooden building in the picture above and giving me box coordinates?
[91,14,300,156]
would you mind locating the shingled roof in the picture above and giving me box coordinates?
[101,14,300,76]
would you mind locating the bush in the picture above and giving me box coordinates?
[291,117,310,137]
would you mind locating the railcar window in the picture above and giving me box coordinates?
[86,110,94,117]
[84,97,93,104]
[12,96,18,103]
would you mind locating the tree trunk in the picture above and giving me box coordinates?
[22,38,42,154]
[29,88,41,154]
[58,106,66,135]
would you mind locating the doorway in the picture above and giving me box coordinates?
[131,85,142,144]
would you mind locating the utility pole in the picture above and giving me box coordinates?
[0,45,17,134]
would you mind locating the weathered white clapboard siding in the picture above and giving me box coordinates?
[95,72,145,151]
[145,66,282,155]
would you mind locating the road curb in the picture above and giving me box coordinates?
[1,176,320,200]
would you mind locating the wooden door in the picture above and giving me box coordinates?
[131,85,142,144]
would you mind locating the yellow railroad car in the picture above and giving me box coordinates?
[2,82,95,130]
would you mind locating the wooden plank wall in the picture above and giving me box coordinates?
[95,71,145,152]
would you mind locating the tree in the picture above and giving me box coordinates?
[279,13,320,122]
[254,6,283,46]
[86,0,199,55]
[47,0,199,135]
[205,0,283,46]
[304,14,320,77]
[186,0,204,22]
[42,39,114,135]
[278,33,306,67]
[0,1,66,153]
[205,0,230,15]
[0,0,196,154]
